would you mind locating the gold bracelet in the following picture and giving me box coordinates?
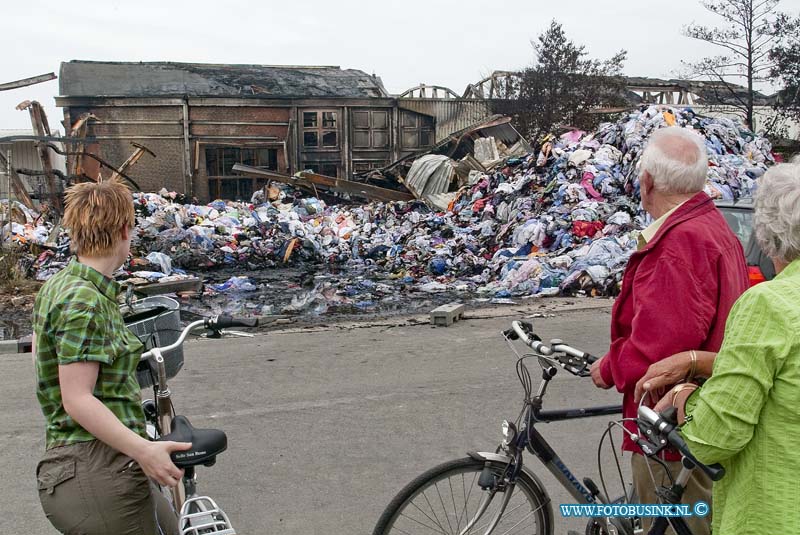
[671,383,698,407]
[686,350,698,381]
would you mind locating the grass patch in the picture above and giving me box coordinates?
[0,247,40,294]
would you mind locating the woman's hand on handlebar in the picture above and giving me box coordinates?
[134,440,192,487]
[653,383,700,424]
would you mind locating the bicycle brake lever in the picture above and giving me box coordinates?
[219,329,255,338]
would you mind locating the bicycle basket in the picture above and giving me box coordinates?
[124,296,184,389]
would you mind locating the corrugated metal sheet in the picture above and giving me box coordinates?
[0,136,68,199]
[404,155,455,199]
[0,140,43,171]
[398,99,492,142]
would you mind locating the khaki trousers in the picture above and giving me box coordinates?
[37,440,179,535]
[631,453,712,535]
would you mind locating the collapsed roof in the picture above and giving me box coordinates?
[59,60,390,99]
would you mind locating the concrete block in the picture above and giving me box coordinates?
[430,302,466,327]
[18,335,32,353]
[0,340,18,354]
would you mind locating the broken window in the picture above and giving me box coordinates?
[209,178,254,202]
[353,160,387,173]
[302,110,338,149]
[400,111,434,150]
[322,131,337,147]
[352,109,390,149]
[303,112,318,128]
[303,161,339,177]
[205,147,278,176]
[304,131,319,147]
[205,146,279,201]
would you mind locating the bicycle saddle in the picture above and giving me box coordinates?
[157,415,227,468]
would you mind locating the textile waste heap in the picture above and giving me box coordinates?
[2,106,773,316]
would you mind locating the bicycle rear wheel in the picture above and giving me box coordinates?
[373,457,553,535]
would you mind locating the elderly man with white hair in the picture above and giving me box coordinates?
[636,160,800,535]
[589,126,749,535]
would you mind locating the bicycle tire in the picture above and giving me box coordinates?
[373,457,554,535]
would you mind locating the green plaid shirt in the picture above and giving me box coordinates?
[33,258,146,449]
[682,258,800,535]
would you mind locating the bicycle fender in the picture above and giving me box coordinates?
[467,451,550,497]
[468,451,513,464]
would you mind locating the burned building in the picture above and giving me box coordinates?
[55,61,492,202]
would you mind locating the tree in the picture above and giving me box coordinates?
[492,21,628,141]
[683,0,799,131]
[770,39,800,135]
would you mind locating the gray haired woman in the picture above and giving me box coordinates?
[635,160,800,535]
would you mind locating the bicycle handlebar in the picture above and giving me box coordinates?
[510,320,598,377]
[637,406,726,482]
[208,315,259,330]
[140,315,258,361]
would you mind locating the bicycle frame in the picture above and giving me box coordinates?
[511,379,700,535]
[525,405,624,504]
[146,346,185,512]
[141,318,238,534]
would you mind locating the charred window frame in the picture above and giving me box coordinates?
[353,160,388,173]
[302,161,339,177]
[302,111,339,149]
[206,146,279,201]
[400,111,434,150]
[205,147,278,176]
[353,110,390,149]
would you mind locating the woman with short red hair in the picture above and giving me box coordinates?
[33,178,189,535]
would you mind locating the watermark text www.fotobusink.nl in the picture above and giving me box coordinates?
[559,501,710,518]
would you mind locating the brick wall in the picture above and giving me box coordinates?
[70,105,186,194]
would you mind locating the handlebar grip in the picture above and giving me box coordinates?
[208,315,259,330]
[639,406,725,482]
[667,430,726,482]
[585,353,599,364]
[511,321,533,345]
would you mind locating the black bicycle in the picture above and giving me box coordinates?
[372,320,725,535]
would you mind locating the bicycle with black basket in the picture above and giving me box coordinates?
[136,310,258,535]
[372,320,725,535]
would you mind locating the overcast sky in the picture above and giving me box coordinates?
[2,0,799,131]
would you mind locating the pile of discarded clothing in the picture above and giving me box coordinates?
[1,105,773,313]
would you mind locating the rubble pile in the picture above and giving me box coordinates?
[2,106,774,316]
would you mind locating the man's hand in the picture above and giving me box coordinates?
[590,357,612,389]
[634,352,691,403]
[134,440,192,488]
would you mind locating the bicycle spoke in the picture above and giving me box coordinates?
[495,509,537,535]
[408,498,449,534]
[471,489,544,535]
[421,487,450,534]
[398,511,450,534]
[457,470,478,529]
[448,475,460,533]
[433,481,455,534]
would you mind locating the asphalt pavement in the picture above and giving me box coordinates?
[1,298,632,534]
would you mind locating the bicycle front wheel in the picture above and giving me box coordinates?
[373,457,553,535]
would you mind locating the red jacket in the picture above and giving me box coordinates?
[600,191,748,458]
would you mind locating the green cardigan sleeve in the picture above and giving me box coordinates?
[680,287,783,465]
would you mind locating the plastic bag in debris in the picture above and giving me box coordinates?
[210,276,257,292]
[145,252,173,275]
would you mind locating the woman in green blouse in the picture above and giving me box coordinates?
[636,160,800,535]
